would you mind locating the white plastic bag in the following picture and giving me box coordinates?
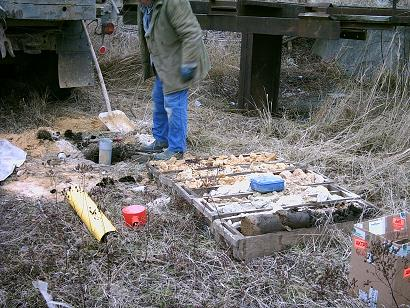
[0,139,27,181]
[32,280,72,308]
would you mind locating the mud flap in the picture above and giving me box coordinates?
[57,21,94,88]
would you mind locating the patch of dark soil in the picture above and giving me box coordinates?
[63,130,102,150]
[96,177,115,187]
[64,129,84,144]
[118,176,136,183]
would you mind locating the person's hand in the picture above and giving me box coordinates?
[180,63,197,82]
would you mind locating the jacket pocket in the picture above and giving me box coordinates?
[160,33,178,46]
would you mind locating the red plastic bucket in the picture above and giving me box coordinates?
[122,205,147,226]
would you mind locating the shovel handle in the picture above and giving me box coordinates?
[81,20,112,113]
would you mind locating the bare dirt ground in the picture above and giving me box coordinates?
[0,29,409,307]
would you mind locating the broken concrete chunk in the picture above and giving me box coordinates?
[279,170,293,180]
[131,185,146,193]
[292,168,307,178]
[303,185,331,202]
[314,173,325,184]
[275,195,304,207]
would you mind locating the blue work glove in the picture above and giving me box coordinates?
[180,63,197,82]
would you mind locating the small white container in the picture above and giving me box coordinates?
[57,152,66,160]
[98,138,113,165]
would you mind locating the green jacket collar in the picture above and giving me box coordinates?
[145,0,163,38]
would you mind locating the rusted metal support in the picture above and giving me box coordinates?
[195,15,340,39]
[0,0,96,20]
[238,33,282,112]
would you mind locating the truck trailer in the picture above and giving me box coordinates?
[0,0,122,96]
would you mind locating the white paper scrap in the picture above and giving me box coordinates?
[32,280,72,308]
[358,289,368,302]
[0,139,27,181]
[368,287,378,308]
[368,217,386,235]
[355,222,363,229]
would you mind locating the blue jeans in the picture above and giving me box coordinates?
[152,78,188,153]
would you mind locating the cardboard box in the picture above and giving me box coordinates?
[349,212,410,307]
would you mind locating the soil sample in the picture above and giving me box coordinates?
[241,210,314,236]
[241,213,285,236]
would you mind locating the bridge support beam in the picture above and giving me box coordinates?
[238,33,283,112]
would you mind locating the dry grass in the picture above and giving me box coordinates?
[0,90,56,132]
[0,189,364,307]
[0,28,409,307]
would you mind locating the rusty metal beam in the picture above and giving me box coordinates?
[196,15,340,39]
[0,0,96,20]
[241,0,410,17]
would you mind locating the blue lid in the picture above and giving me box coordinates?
[250,175,285,193]
[250,175,284,185]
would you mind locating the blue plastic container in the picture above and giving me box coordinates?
[250,175,285,193]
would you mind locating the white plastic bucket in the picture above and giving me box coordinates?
[98,138,113,165]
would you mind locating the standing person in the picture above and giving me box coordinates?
[138,0,210,160]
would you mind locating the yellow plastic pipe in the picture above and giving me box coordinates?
[64,187,116,241]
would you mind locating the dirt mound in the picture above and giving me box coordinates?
[0,129,60,158]
[54,116,106,132]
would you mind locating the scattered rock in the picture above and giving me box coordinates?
[136,134,155,147]
[74,163,93,173]
[147,196,171,212]
[131,186,146,193]
[56,140,83,158]
[135,174,144,182]
[16,169,26,177]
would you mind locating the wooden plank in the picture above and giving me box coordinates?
[204,192,254,200]
[212,220,242,247]
[240,221,355,260]
[212,199,378,261]
[239,33,282,112]
[146,162,161,179]
[298,12,330,19]
[238,32,253,109]
[174,183,194,204]
[327,6,410,17]
[333,14,392,23]
[192,198,219,222]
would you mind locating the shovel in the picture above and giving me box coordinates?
[82,21,136,134]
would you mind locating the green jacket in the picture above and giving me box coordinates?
[138,0,210,94]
